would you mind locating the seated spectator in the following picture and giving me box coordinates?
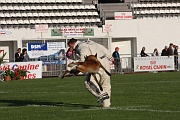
[152,48,159,56]
[140,47,149,57]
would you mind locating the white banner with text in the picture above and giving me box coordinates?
[114,12,133,20]
[134,56,174,72]
[0,61,42,79]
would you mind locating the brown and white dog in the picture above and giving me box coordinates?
[61,53,111,91]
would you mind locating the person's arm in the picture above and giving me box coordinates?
[112,52,115,58]
[26,54,30,61]
[15,53,19,59]
[97,44,113,61]
[15,53,22,61]
[79,49,87,61]
[75,54,80,60]
[20,53,24,61]
[144,52,149,56]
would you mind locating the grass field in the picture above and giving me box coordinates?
[0,72,180,120]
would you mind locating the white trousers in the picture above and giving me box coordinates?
[84,58,111,107]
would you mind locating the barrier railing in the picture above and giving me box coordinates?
[1,55,179,78]
[118,55,180,74]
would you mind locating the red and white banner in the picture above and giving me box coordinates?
[0,50,4,57]
[114,12,133,20]
[35,24,48,33]
[134,56,174,72]
[0,61,42,79]
[0,29,12,36]
[102,24,113,33]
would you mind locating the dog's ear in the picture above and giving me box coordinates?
[95,53,97,57]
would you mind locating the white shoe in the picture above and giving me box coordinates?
[97,92,109,104]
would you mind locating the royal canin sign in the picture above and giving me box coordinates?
[134,56,174,72]
[114,12,133,20]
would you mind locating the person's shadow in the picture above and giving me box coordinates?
[0,99,100,109]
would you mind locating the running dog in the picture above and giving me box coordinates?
[61,53,111,91]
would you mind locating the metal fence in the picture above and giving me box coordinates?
[1,55,179,79]
[114,56,180,74]
[41,55,180,77]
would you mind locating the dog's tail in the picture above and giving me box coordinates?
[100,64,111,76]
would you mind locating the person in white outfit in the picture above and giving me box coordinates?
[67,38,114,108]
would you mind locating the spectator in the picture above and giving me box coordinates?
[69,49,80,60]
[152,48,159,56]
[22,48,29,62]
[15,48,24,62]
[140,47,149,57]
[174,45,179,70]
[167,43,174,56]
[66,47,73,59]
[161,46,168,56]
[112,47,120,73]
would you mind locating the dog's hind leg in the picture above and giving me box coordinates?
[61,69,81,79]
[61,70,70,79]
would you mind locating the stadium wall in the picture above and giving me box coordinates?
[0,18,180,56]
[106,18,180,54]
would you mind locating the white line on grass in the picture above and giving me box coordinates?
[0,91,169,95]
[26,104,58,107]
[0,91,49,94]
[65,106,180,113]
[56,85,80,88]
[115,81,180,85]
[115,91,171,94]
[0,104,60,109]
[0,107,19,109]
[0,91,84,94]
[1,105,180,113]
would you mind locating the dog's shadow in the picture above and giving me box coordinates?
[0,99,99,109]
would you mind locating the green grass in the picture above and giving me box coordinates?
[0,72,180,120]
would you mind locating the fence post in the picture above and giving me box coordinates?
[120,58,123,74]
